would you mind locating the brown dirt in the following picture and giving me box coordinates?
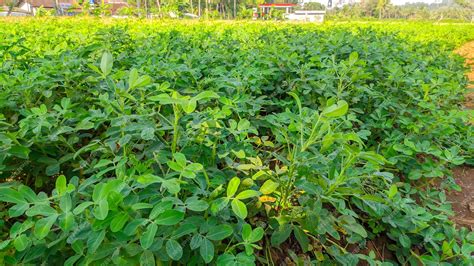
[448,167,474,229]
[455,41,474,109]
[448,42,474,229]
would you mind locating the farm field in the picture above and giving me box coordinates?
[0,18,473,265]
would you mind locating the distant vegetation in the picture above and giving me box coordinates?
[327,0,473,21]
[1,0,473,21]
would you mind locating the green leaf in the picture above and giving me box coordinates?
[92,183,105,202]
[207,224,233,241]
[94,159,113,169]
[399,234,411,248]
[8,203,29,217]
[59,194,72,212]
[345,222,367,238]
[34,214,58,239]
[166,239,183,261]
[231,199,247,219]
[75,119,94,130]
[13,234,30,251]
[173,153,187,168]
[182,164,201,178]
[8,145,30,159]
[0,188,26,204]
[0,239,11,250]
[73,201,94,215]
[322,100,348,118]
[193,91,220,102]
[64,255,81,266]
[294,226,310,252]
[200,238,215,263]
[349,51,359,63]
[129,68,139,88]
[242,224,252,242]
[185,197,209,212]
[248,227,264,243]
[167,161,183,172]
[217,252,255,266]
[210,197,229,214]
[388,184,398,199]
[93,199,109,220]
[55,175,67,196]
[87,229,106,254]
[235,190,260,200]
[136,174,162,185]
[260,180,279,194]
[237,119,251,131]
[359,152,386,165]
[140,250,155,266]
[288,91,302,115]
[149,93,185,105]
[227,177,240,198]
[110,213,128,232]
[271,224,292,247]
[232,150,246,159]
[185,163,203,172]
[129,68,152,89]
[141,127,155,141]
[46,163,60,176]
[149,201,174,219]
[154,210,184,225]
[18,185,37,203]
[181,99,197,114]
[190,234,204,250]
[461,243,474,257]
[131,203,154,210]
[161,178,181,194]
[172,223,197,239]
[100,51,113,76]
[140,223,158,249]
[59,212,74,231]
[26,204,57,217]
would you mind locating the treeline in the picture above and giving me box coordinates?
[82,0,473,21]
[5,0,473,21]
[326,0,473,21]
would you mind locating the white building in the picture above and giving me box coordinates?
[287,10,326,21]
[299,0,361,9]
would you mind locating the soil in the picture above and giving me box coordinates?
[448,167,474,229]
[455,41,474,109]
[448,42,474,229]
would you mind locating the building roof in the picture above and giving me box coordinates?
[0,0,75,8]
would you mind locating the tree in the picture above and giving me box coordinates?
[297,2,325,10]
[454,0,473,9]
[376,0,389,18]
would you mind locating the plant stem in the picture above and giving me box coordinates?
[171,104,180,154]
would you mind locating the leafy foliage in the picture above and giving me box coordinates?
[0,19,472,265]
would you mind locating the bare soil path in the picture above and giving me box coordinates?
[448,42,474,229]
[456,41,474,108]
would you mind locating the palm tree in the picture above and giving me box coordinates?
[376,0,389,18]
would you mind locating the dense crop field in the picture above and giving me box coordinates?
[0,18,473,265]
